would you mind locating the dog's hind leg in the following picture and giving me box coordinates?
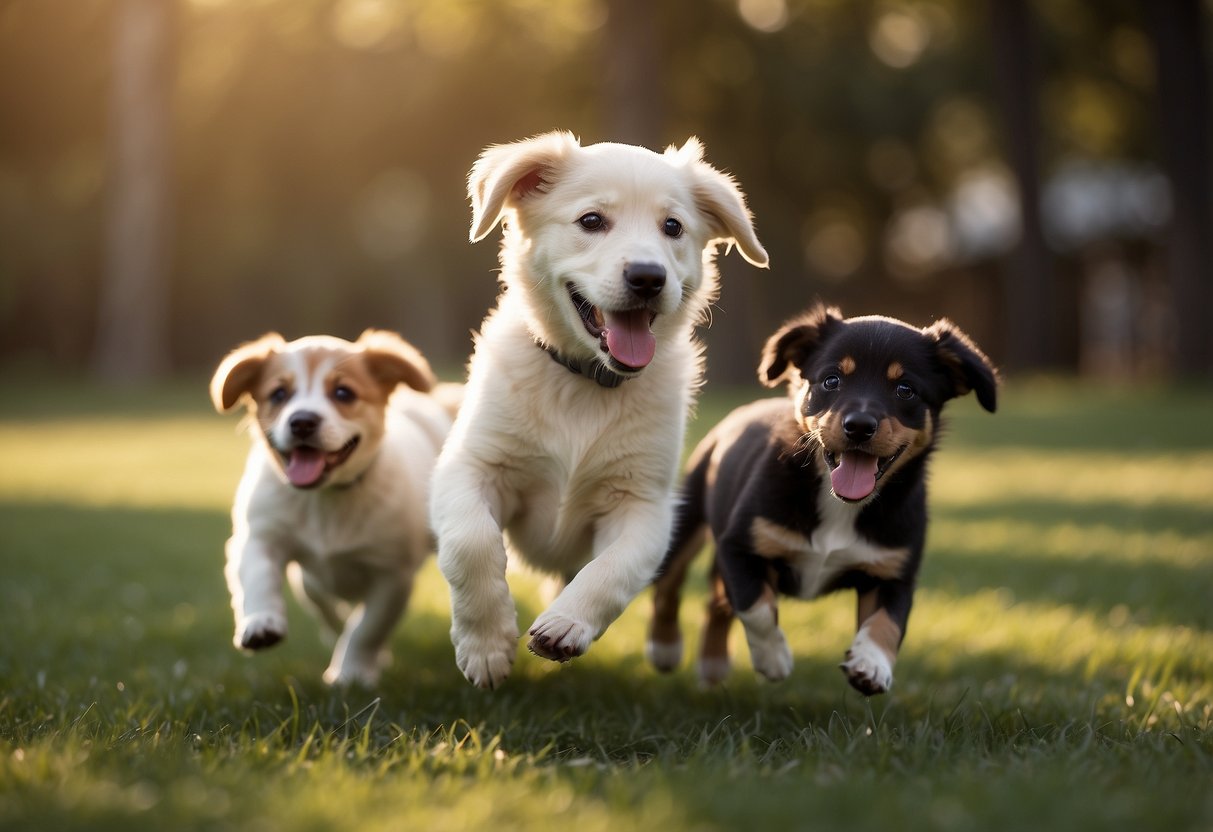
[647,451,712,672]
[323,575,411,687]
[646,523,706,672]
[287,562,345,637]
[696,566,735,686]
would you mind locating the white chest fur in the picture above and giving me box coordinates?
[749,490,906,599]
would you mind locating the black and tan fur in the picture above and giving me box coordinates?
[647,303,997,695]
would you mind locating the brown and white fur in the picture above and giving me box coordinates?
[647,304,998,694]
[211,330,455,686]
[431,131,768,689]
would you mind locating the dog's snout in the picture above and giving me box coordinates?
[289,411,321,439]
[624,262,666,300]
[843,412,879,443]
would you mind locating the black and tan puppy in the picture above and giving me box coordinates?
[647,303,997,695]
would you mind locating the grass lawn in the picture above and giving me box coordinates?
[0,375,1210,831]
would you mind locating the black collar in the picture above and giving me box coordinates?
[537,341,629,388]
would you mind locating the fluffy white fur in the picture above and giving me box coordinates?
[431,131,768,689]
[212,331,455,686]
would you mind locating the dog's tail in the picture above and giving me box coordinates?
[646,445,712,673]
[656,452,710,582]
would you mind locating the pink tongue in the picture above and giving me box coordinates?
[603,309,656,369]
[830,451,879,501]
[286,447,327,488]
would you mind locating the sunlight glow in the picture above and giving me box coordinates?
[869,8,929,69]
[331,0,405,51]
[1046,76,1130,156]
[950,164,1020,259]
[737,0,789,33]
[415,3,475,58]
[932,449,1213,509]
[352,169,432,261]
[1109,25,1154,88]
[802,211,866,281]
[926,97,995,169]
[885,203,951,276]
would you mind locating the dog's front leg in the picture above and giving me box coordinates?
[433,463,518,689]
[840,581,912,695]
[323,574,410,687]
[225,533,289,651]
[715,542,792,683]
[528,497,672,662]
[735,584,793,682]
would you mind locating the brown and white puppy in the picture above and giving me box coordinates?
[431,131,768,689]
[648,303,997,694]
[211,330,455,686]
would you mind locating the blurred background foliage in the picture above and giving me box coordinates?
[0,0,1209,384]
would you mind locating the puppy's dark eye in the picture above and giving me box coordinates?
[269,386,289,405]
[822,375,840,391]
[663,217,683,238]
[895,382,916,400]
[333,385,356,404]
[578,213,605,231]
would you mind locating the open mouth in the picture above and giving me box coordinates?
[278,435,360,489]
[568,284,657,371]
[822,445,906,502]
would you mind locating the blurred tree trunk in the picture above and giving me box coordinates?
[603,0,663,148]
[93,0,175,383]
[989,0,1057,372]
[1148,0,1213,380]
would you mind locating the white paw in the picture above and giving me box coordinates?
[451,621,518,690]
[645,638,683,673]
[324,660,380,688]
[747,630,793,682]
[527,611,595,663]
[697,655,731,688]
[840,634,893,696]
[235,612,287,651]
[323,648,389,687]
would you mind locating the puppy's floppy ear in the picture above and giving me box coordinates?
[758,303,844,387]
[210,333,285,413]
[356,329,437,394]
[467,131,580,243]
[668,137,768,268]
[923,319,998,413]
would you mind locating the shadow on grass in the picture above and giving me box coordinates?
[2,498,1207,766]
[925,546,1212,630]
[938,383,1213,454]
[935,498,1213,537]
[925,496,1213,629]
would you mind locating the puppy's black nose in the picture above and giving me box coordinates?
[624,262,666,300]
[289,411,321,439]
[843,412,878,442]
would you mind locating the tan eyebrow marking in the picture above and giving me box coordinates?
[839,356,856,375]
[887,361,903,380]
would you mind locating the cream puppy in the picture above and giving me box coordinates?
[212,330,454,686]
[431,131,768,689]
